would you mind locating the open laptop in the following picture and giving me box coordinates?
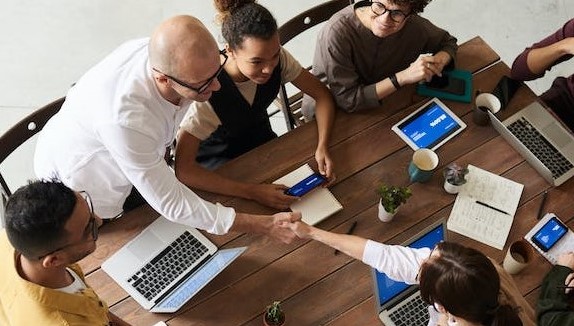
[488,101,574,186]
[371,219,447,326]
[102,217,246,313]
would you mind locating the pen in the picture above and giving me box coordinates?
[556,285,574,289]
[335,221,358,255]
[475,201,510,215]
[537,190,548,220]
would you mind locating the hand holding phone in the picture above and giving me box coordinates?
[284,173,326,197]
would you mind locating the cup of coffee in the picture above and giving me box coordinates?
[473,93,501,126]
[502,239,533,274]
[408,148,439,183]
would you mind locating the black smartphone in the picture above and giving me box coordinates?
[284,173,326,197]
[492,76,521,110]
[531,216,568,252]
[424,74,466,96]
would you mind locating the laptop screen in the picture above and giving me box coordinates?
[374,223,445,307]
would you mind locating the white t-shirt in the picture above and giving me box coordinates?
[34,38,235,234]
[180,47,302,140]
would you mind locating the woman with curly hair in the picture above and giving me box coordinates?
[176,0,336,210]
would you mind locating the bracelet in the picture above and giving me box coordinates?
[389,74,401,89]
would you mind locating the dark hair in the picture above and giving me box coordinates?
[419,242,522,326]
[213,0,277,50]
[5,179,76,259]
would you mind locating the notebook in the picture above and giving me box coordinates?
[524,213,574,265]
[488,101,574,186]
[372,219,447,326]
[273,164,342,225]
[101,217,246,313]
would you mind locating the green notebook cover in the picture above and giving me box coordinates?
[416,69,472,103]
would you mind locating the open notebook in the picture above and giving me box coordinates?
[274,164,342,225]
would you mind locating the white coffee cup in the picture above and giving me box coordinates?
[502,239,533,274]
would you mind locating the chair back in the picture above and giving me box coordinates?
[0,97,64,200]
[276,0,350,130]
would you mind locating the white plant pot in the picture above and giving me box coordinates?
[443,180,462,194]
[378,201,396,222]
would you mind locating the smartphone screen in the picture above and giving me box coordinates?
[284,173,326,197]
[531,216,568,252]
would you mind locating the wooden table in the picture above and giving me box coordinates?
[80,36,574,325]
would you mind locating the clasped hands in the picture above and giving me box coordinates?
[397,52,451,86]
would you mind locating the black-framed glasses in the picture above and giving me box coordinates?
[370,1,409,23]
[37,191,98,259]
[153,49,228,94]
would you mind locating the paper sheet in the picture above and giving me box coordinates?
[447,165,524,250]
[274,164,342,225]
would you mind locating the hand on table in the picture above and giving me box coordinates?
[558,252,574,294]
[397,52,450,85]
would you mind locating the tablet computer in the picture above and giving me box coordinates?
[391,98,466,150]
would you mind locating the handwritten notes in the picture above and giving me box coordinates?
[447,165,524,250]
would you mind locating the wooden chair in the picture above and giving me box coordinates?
[274,0,350,131]
[0,97,64,206]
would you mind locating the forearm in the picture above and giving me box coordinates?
[176,160,253,200]
[307,226,367,260]
[313,94,335,151]
[526,39,573,75]
[229,212,271,234]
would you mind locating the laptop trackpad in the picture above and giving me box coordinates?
[543,122,571,149]
[127,231,163,261]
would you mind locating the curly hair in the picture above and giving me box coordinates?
[213,0,277,49]
[382,0,432,14]
[5,180,76,259]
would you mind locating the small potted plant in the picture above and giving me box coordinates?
[376,184,412,222]
[263,301,285,326]
[443,163,469,194]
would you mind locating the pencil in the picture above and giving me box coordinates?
[476,200,510,215]
[334,221,357,255]
[537,190,548,220]
[556,285,574,289]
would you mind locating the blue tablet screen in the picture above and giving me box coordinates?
[398,101,461,149]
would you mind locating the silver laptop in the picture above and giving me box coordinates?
[371,219,447,326]
[488,101,574,186]
[102,217,246,313]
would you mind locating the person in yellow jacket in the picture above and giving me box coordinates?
[0,180,129,325]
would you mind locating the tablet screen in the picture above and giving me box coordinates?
[392,98,466,150]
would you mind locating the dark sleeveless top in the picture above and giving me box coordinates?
[196,64,281,169]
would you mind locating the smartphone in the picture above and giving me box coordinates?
[284,173,326,197]
[424,75,466,96]
[492,76,521,110]
[531,216,569,252]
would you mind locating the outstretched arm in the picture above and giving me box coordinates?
[175,131,297,210]
[525,38,574,75]
[291,69,336,179]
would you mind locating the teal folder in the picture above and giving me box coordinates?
[416,69,472,103]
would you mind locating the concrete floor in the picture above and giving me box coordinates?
[1,0,573,200]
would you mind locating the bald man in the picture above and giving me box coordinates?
[34,15,299,242]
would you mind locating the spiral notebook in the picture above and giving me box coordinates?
[524,213,574,265]
[274,164,342,225]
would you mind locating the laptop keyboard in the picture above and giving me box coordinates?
[507,117,573,179]
[388,294,430,326]
[126,231,209,301]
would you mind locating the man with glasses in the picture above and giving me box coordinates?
[34,15,300,243]
[0,180,129,325]
[303,0,458,114]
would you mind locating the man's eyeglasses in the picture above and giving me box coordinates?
[153,49,228,94]
[370,1,409,23]
[37,191,98,259]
